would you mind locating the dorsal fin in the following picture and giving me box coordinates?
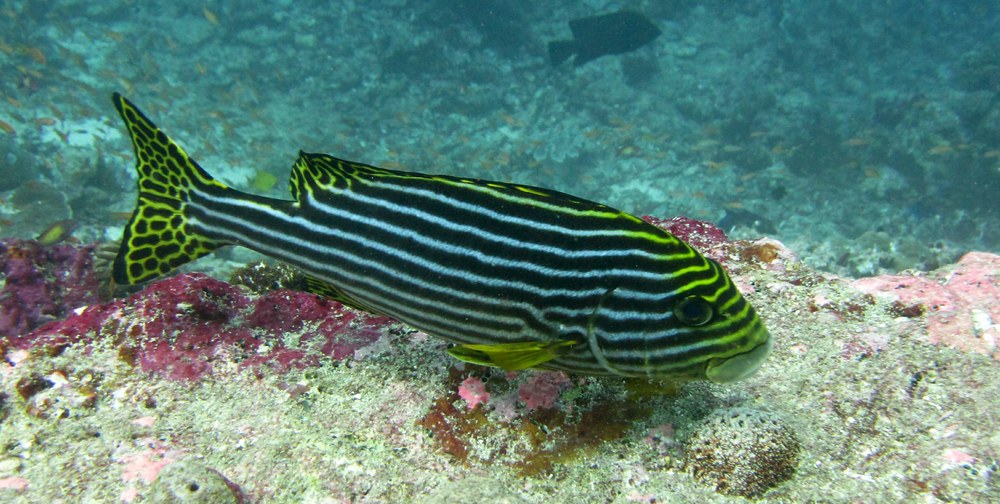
[289,151,335,202]
[289,151,390,202]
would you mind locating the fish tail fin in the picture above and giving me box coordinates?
[111,93,233,285]
[547,40,576,66]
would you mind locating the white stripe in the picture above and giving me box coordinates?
[357,173,656,235]
[187,200,604,340]
[309,190,692,280]
[340,179,689,262]
[187,188,725,359]
[189,200,691,344]
[191,192,680,300]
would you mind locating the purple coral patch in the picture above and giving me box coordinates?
[642,215,729,251]
[7,272,396,381]
[0,239,102,337]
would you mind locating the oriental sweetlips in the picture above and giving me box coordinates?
[110,93,771,383]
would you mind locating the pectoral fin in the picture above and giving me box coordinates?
[447,340,578,371]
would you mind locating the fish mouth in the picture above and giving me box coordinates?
[704,328,773,384]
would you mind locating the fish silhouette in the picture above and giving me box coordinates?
[548,11,661,67]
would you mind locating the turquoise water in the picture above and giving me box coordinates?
[1,0,997,276]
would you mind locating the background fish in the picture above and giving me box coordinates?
[35,219,78,246]
[548,11,662,67]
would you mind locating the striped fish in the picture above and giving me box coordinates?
[110,93,771,383]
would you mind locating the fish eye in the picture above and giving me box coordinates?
[674,296,713,326]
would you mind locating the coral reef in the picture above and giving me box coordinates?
[228,260,306,294]
[415,475,532,504]
[852,251,1000,359]
[642,215,728,252]
[684,407,801,498]
[0,239,103,337]
[417,367,653,477]
[3,181,75,241]
[457,376,490,410]
[2,1,1000,499]
[7,272,396,381]
[0,229,997,500]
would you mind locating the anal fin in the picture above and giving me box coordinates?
[303,275,371,312]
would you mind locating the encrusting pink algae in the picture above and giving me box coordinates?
[6,271,393,382]
[0,218,998,502]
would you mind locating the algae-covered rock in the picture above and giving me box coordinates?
[684,407,800,498]
[416,475,532,504]
[148,461,243,504]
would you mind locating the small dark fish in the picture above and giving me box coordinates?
[548,11,661,67]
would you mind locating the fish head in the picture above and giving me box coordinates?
[591,258,772,383]
[702,320,772,384]
[666,261,772,384]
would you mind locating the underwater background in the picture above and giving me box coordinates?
[1,1,999,502]
[1,0,997,275]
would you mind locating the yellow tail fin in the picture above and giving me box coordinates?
[111,93,229,285]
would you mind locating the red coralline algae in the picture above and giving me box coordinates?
[642,216,729,251]
[457,376,490,410]
[518,371,571,410]
[852,251,1000,359]
[5,273,396,380]
[0,239,103,338]
[420,368,653,476]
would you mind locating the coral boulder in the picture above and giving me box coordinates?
[684,407,800,498]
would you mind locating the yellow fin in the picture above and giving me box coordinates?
[111,93,229,285]
[251,170,278,192]
[447,340,578,370]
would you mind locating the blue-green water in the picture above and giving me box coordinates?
[2,0,998,276]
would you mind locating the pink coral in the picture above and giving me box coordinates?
[7,273,396,380]
[941,448,976,466]
[852,252,1000,359]
[120,448,175,484]
[642,215,728,251]
[118,439,181,503]
[518,371,571,410]
[0,476,29,491]
[457,376,490,409]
